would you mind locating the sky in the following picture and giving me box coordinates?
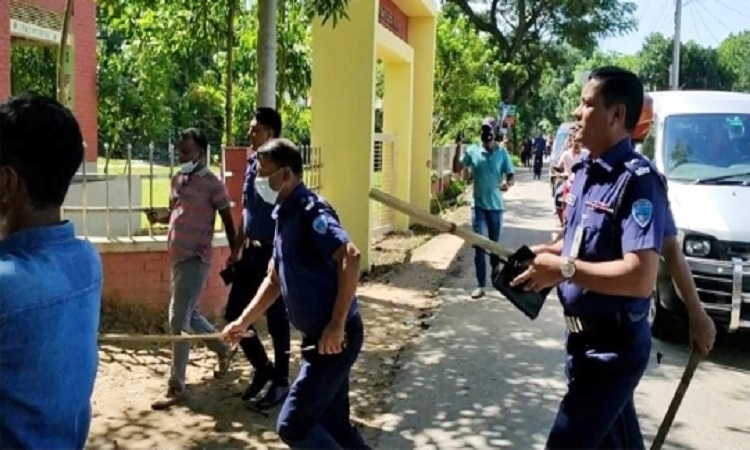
[598,0,750,54]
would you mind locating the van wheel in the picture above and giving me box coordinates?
[649,289,674,339]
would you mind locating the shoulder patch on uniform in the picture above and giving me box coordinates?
[312,215,328,234]
[631,199,653,227]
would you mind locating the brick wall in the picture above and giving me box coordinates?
[4,0,98,162]
[72,0,98,162]
[100,245,231,317]
[0,0,10,99]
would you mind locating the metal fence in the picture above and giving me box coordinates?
[431,144,454,175]
[62,142,323,240]
[370,133,397,237]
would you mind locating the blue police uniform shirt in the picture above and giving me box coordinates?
[460,143,515,211]
[242,153,276,242]
[271,183,358,335]
[0,222,102,449]
[559,137,669,316]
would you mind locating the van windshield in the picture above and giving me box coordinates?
[663,113,750,182]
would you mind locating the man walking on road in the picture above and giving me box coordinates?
[452,118,515,299]
[223,107,291,409]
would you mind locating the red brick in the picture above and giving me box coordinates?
[3,1,98,160]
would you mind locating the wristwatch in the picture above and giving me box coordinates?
[561,258,577,279]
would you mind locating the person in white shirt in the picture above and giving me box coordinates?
[553,137,588,176]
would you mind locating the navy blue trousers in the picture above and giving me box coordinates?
[224,243,290,383]
[276,314,369,449]
[547,318,651,449]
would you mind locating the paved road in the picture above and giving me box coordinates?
[377,165,750,449]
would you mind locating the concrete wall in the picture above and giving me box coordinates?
[63,174,143,238]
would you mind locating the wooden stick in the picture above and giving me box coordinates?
[368,188,514,259]
[650,348,702,450]
[98,331,254,343]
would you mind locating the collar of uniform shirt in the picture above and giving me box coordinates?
[582,137,633,173]
[271,183,307,220]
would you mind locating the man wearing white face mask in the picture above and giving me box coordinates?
[222,108,292,410]
[147,128,238,410]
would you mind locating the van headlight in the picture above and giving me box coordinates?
[677,229,715,258]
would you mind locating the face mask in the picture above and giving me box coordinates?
[180,160,197,173]
[255,173,281,204]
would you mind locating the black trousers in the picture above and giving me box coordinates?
[224,242,290,383]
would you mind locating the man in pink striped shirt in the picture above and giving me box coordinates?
[147,128,238,410]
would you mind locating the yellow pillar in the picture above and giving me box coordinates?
[311,0,377,272]
[408,16,437,213]
[382,60,414,231]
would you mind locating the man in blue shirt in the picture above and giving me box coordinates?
[452,118,515,299]
[224,107,291,409]
[0,94,102,449]
[511,67,672,448]
[223,138,368,449]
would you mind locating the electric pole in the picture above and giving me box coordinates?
[671,0,683,90]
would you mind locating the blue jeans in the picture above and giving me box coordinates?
[276,315,369,449]
[471,207,503,288]
[546,318,651,449]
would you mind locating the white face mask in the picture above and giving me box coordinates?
[180,160,197,173]
[255,175,280,204]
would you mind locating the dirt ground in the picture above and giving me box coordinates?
[87,205,469,450]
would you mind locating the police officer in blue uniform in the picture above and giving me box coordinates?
[224,107,290,408]
[511,67,669,449]
[223,138,369,449]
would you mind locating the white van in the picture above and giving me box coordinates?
[641,90,750,334]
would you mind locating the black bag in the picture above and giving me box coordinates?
[491,245,553,320]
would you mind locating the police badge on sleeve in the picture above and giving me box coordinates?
[312,215,328,234]
[631,199,653,227]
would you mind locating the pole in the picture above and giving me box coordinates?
[671,0,682,90]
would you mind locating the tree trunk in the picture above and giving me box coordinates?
[56,0,74,104]
[225,0,237,146]
[257,0,277,108]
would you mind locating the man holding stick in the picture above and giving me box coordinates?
[510,67,670,448]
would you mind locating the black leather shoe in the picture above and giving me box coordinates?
[254,383,290,410]
[241,366,273,402]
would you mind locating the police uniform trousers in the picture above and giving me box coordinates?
[546,315,651,449]
[224,242,290,383]
[276,314,369,450]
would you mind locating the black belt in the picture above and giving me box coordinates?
[245,238,273,248]
[564,312,646,334]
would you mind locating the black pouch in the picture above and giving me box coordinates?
[219,264,235,285]
[491,245,553,320]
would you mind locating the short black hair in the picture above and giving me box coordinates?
[257,138,303,176]
[0,94,84,209]
[588,66,644,132]
[179,127,208,154]
[254,107,282,137]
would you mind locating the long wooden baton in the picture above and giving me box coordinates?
[369,188,514,259]
[650,348,702,450]
[98,331,254,343]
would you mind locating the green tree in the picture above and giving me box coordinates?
[447,0,636,103]
[432,5,500,145]
[718,30,750,92]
